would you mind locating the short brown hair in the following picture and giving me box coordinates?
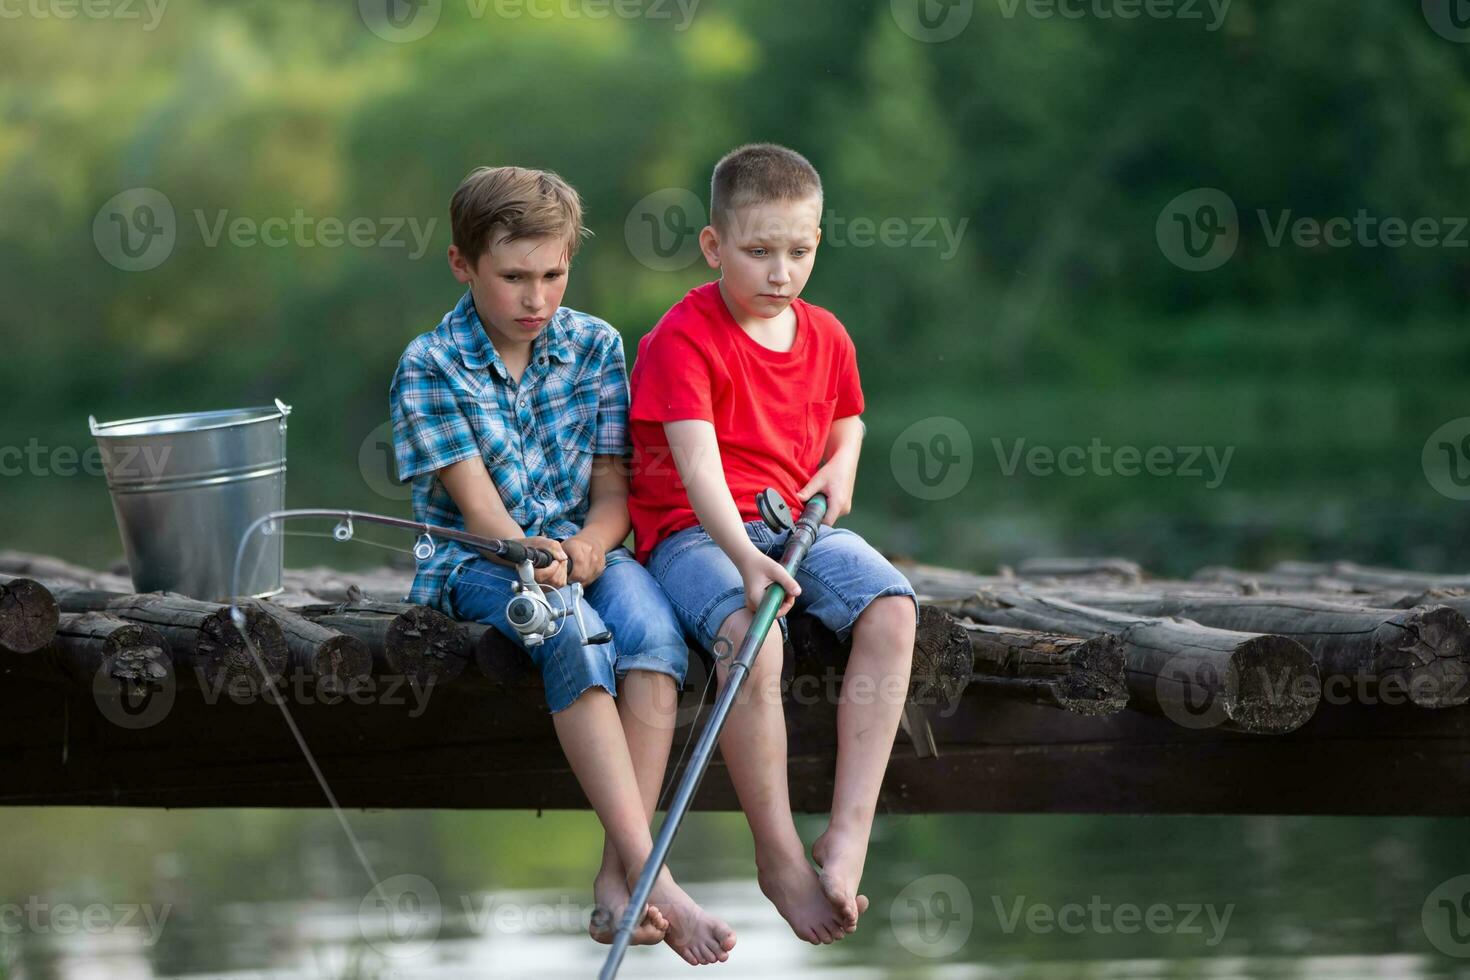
[710,143,823,230]
[450,165,590,265]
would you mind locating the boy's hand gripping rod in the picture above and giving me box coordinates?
[600,489,827,980]
[230,509,610,647]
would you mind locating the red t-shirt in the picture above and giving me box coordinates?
[628,281,864,564]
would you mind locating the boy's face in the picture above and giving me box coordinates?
[699,194,823,323]
[449,228,570,352]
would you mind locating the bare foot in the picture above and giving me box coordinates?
[589,867,668,946]
[637,868,736,965]
[812,826,871,933]
[755,845,851,944]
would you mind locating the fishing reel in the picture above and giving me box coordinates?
[505,555,612,648]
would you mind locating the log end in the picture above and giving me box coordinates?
[1227,634,1320,734]
[1375,605,1470,709]
[200,602,289,691]
[912,606,972,707]
[1053,634,1129,716]
[0,578,60,654]
[387,605,469,685]
[314,634,374,688]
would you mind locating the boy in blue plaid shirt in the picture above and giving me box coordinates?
[389,166,734,965]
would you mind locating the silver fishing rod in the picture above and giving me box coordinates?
[600,489,827,979]
[227,508,610,647]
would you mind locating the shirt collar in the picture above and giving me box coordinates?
[449,291,575,381]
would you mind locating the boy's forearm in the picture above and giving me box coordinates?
[823,415,865,465]
[438,459,526,541]
[684,466,762,567]
[574,495,631,552]
[665,420,762,568]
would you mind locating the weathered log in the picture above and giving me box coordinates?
[248,601,372,689]
[0,552,131,591]
[281,567,414,604]
[1190,566,1358,594]
[898,562,1012,601]
[293,601,468,686]
[466,621,538,689]
[49,612,171,690]
[1270,560,1470,593]
[46,588,287,692]
[1024,588,1470,710]
[941,589,1319,734]
[785,605,972,710]
[962,621,1128,715]
[1017,557,1144,584]
[0,577,59,654]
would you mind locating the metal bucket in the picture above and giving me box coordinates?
[89,399,291,601]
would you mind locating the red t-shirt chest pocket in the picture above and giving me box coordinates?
[804,396,839,464]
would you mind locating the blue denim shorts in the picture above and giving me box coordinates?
[647,520,919,655]
[447,545,689,714]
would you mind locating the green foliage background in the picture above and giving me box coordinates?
[3,0,1468,572]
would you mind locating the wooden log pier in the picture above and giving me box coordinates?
[3,551,1470,815]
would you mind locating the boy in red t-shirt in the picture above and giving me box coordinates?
[629,144,919,945]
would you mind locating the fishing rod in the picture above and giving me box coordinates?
[226,508,611,648]
[600,488,827,979]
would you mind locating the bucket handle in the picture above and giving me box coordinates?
[87,414,99,436]
[274,398,292,419]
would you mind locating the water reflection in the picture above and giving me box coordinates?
[2,811,1469,979]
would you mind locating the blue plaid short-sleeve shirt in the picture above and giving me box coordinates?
[389,290,632,613]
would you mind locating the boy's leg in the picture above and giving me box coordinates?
[649,524,853,945]
[582,550,735,964]
[712,607,853,945]
[780,527,919,929]
[447,560,670,944]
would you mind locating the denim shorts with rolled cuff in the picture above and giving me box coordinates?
[447,545,689,714]
[646,519,920,657]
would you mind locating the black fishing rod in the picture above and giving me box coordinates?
[600,489,827,979]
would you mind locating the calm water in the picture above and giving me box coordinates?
[4,809,1470,979]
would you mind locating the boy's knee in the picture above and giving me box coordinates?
[858,594,918,634]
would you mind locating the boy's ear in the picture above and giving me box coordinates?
[447,244,473,284]
[698,224,722,270]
